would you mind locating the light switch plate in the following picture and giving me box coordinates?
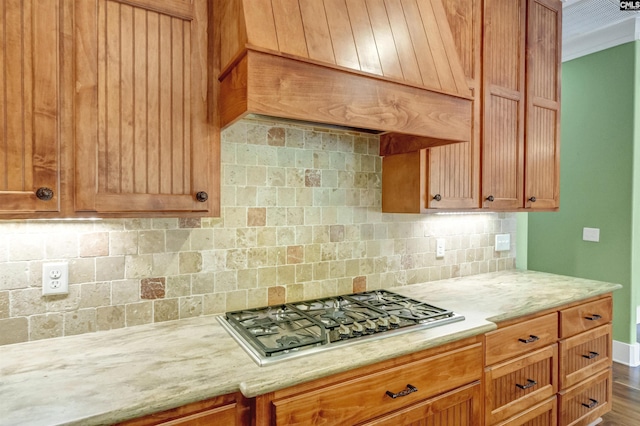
[583,227,600,242]
[495,234,510,251]
[436,238,445,258]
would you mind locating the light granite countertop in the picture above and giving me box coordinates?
[0,270,622,426]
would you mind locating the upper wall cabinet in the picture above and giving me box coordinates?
[0,0,61,215]
[74,0,218,215]
[482,0,561,210]
[381,0,481,212]
[382,0,561,213]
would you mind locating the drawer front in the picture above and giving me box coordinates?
[485,344,558,425]
[558,368,611,426]
[272,344,483,426]
[494,397,557,426]
[358,382,482,426]
[559,324,612,390]
[559,297,612,339]
[486,313,558,365]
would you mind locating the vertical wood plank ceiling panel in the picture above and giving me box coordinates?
[159,13,173,195]
[324,0,361,70]
[416,0,457,93]
[401,0,440,90]
[271,0,309,59]
[133,7,148,194]
[0,0,6,190]
[366,0,404,80]
[4,0,29,191]
[171,18,185,195]
[146,10,160,194]
[243,0,278,51]
[345,0,384,76]
[105,1,122,193]
[299,0,336,65]
[384,0,422,85]
[120,4,135,195]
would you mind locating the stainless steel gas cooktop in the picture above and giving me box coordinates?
[217,290,464,366]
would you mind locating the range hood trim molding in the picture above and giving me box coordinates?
[219,50,473,150]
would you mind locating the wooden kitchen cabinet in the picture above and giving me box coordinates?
[116,392,251,426]
[484,294,613,426]
[382,0,481,212]
[482,0,561,210]
[74,0,218,215]
[254,337,483,426]
[382,0,561,213]
[0,0,61,215]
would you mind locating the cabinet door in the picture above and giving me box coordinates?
[74,0,214,214]
[482,0,526,210]
[0,0,60,214]
[429,0,481,209]
[358,382,482,426]
[525,0,561,210]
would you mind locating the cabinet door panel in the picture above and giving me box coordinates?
[525,0,561,210]
[429,0,480,209]
[0,0,60,214]
[75,0,212,214]
[482,0,526,210]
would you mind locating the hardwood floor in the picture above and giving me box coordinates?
[600,324,640,425]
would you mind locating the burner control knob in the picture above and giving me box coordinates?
[377,317,389,331]
[338,324,351,339]
[365,319,377,332]
[389,315,401,327]
[352,322,364,336]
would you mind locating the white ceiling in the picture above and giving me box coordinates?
[562,0,640,61]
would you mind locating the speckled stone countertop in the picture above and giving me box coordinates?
[0,270,622,426]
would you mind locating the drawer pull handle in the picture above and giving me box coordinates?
[518,335,539,344]
[582,398,599,409]
[582,351,600,359]
[516,379,537,390]
[585,314,602,321]
[385,384,418,399]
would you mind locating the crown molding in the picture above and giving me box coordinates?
[563,16,640,62]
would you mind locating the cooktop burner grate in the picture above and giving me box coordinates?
[220,290,464,366]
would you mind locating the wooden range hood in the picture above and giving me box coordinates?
[217,0,473,156]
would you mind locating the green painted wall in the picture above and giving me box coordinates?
[528,42,638,344]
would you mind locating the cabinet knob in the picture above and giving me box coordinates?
[486,195,495,202]
[528,196,537,202]
[433,194,442,202]
[195,191,209,202]
[35,187,54,201]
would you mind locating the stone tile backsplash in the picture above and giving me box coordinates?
[0,119,516,346]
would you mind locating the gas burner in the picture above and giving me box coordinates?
[276,335,301,348]
[220,290,464,366]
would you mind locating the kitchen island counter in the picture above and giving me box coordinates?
[0,270,622,426]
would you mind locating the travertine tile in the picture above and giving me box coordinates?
[192,273,215,295]
[154,299,179,322]
[140,278,166,300]
[96,305,125,331]
[30,313,63,340]
[202,293,225,315]
[112,280,140,305]
[64,309,96,336]
[110,231,139,256]
[179,296,203,319]
[125,301,153,326]
[166,276,191,298]
[45,233,78,259]
[80,232,109,257]
[179,252,202,274]
[10,288,46,316]
[0,291,8,318]
[96,256,125,281]
[0,317,28,345]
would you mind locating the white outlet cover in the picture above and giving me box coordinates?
[582,227,600,242]
[495,234,510,251]
[436,238,445,258]
[42,262,69,296]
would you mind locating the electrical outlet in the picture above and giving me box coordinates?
[42,262,69,296]
[436,238,445,258]
[495,234,510,251]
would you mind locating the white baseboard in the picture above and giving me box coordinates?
[613,339,640,367]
